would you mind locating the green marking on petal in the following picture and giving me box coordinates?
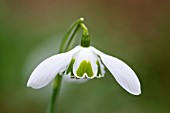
[76,60,94,78]
[66,58,75,77]
[96,60,102,77]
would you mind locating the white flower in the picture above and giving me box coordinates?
[27,46,141,95]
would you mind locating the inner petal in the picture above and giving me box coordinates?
[73,48,98,79]
[96,58,105,78]
[76,60,94,78]
[65,58,75,77]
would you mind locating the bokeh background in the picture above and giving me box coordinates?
[0,0,170,113]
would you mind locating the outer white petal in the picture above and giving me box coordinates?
[27,46,82,89]
[73,48,98,79]
[90,46,141,95]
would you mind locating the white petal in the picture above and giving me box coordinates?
[97,57,105,77]
[90,46,141,95]
[27,46,82,89]
[73,48,98,79]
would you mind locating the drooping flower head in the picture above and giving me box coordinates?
[27,45,141,95]
[27,19,141,95]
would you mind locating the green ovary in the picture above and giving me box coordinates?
[76,60,94,78]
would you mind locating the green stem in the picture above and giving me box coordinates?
[47,75,62,113]
[80,23,88,31]
[65,24,80,50]
[60,18,84,53]
[47,18,84,113]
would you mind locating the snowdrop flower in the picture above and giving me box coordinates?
[27,45,141,95]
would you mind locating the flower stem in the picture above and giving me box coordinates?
[80,23,90,47]
[47,18,84,113]
[60,18,84,53]
[47,75,62,113]
[65,24,80,51]
[80,23,88,31]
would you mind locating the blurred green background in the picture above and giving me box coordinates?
[0,0,170,113]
